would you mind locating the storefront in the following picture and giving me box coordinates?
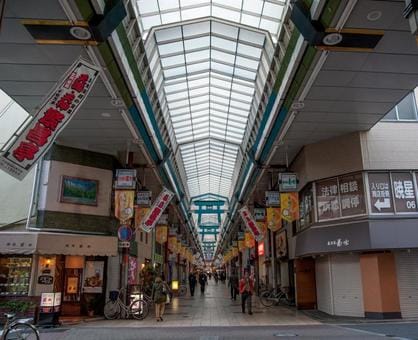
[0,231,118,317]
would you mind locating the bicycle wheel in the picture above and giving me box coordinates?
[178,285,187,296]
[130,299,149,320]
[104,300,121,320]
[4,322,39,340]
[259,290,274,307]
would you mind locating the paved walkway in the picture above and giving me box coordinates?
[83,279,318,328]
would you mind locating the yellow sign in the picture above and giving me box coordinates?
[257,221,267,235]
[238,240,245,251]
[245,232,255,248]
[168,236,177,252]
[267,207,281,231]
[232,247,238,257]
[156,225,168,244]
[280,192,299,222]
[115,190,135,222]
[176,241,182,254]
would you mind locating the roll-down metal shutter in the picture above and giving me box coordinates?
[395,250,418,319]
[315,256,333,315]
[331,254,364,317]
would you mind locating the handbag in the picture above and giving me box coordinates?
[165,294,171,304]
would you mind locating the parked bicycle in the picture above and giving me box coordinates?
[259,286,294,307]
[177,280,187,297]
[104,288,149,320]
[1,313,39,340]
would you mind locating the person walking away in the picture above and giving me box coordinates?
[214,272,219,284]
[239,270,254,315]
[228,271,239,300]
[151,276,170,321]
[199,272,207,294]
[188,271,197,297]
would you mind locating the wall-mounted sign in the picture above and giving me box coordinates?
[140,188,174,233]
[392,172,418,213]
[118,225,133,242]
[136,191,152,206]
[298,183,314,230]
[316,178,341,220]
[265,191,280,207]
[253,208,266,221]
[275,229,287,258]
[0,57,100,180]
[239,206,263,242]
[115,169,136,189]
[279,173,298,192]
[115,190,135,222]
[368,172,394,214]
[327,238,350,248]
[339,173,366,217]
[38,275,53,285]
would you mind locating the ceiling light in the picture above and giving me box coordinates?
[322,32,343,46]
[291,101,304,110]
[367,10,382,22]
[111,98,124,107]
[101,112,111,118]
[69,26,92,40]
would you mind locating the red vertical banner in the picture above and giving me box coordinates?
[239,206,263,242]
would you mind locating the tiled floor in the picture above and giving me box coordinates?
[81,279,319,328]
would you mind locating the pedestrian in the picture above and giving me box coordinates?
[220,271,226,283]
[228,271,239,301]
[199,271,207,294]
[151,276,170,322]
[239,270,254,315]
[214,272,219,284]
[188,271,197,297]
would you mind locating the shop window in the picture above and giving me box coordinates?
[0,256,32,296]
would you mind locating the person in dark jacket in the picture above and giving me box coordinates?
[151,276,170,321]
[188,272,197,297]
[228,271,239,300]
[199,272,208,294]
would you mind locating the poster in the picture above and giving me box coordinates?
[115,190,135,222]
[339,172,366,216]
[275,229,288,258]
[280,192,299,222]
[0,57,100,180]
[140,188,174,233]
[128,257,138,285]
[115,169,136,189]
[135,207,149,229]
[156,225,168,244]
[266,207,281,231]
[83,261,104,293]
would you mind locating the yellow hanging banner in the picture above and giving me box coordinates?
[267,207,281,231]
[168,236,177,252]
[245,232,255,248]
[115,190,135,222]
[238,240,245,251]
[156,225,168,244]
[176,241,182,254]
[232,247,238,257]
[280,193,300,222]
[257,221,267,236]
[135,207,149,229]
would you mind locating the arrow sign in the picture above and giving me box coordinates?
[374,198,391,211]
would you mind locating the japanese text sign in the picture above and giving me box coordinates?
[281,192,299,222]
[279,172,298,192]
[339,173,366,217]
[0,57,100,180]
[265,191,280,206]
[316,178,341,220]
[140,187,174,233]
[392,172,418,212]
[368,172,394,213]
[115,169,136,189]
[239,206,263,242]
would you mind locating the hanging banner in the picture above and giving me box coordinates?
[115,169,136,189]
[176,240,182,254]
[239,206,263,241]
[115,190,135,222]
[245,232,255,248]
[168,236,177,252]
[136,191,152,206]
[140,187,175,233]
[266,207,281,231]
[134,207,149,229]
[232,247,238,257]
[238,240,245,251]
[280,193,299,222]
[257,221,267,236]
[0,57,100,180]
[156,225,168,244]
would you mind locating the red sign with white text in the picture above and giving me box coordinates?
[239,206,263,242]
[140,188,174,233]
[0,57,100,180]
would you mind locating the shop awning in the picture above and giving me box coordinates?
[0,231,118,256]
[0,232,38,255]
[36,232,118,256]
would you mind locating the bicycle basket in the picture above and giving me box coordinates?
[109,290,119,301]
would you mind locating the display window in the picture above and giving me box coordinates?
[0,256,32,296]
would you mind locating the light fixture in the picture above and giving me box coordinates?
[322,32,343,46]
[69,26,92,40]
[291,101,305,110]
[111,98,125,107]
[367,10,382,21]
[101,112,112,118]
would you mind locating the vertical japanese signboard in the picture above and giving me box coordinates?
[298,183,314,230]
[266,207,281,231]
[265,191,280,206]
[115,169,136,189]
[0,57,100,180]
[239,206,263,242]
[339,173,366,217]
[368,172,394,214]
[280,192,299,222]
[140,188,174,233]
[316,178,340,221]
[391,172,418,212]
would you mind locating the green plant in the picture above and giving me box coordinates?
[0,301,36,313]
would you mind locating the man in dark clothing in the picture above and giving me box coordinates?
[199,272,207,294]
[228,272,239,300]
[188,272,197,297]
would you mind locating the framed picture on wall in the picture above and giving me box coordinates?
[60,176,99,206]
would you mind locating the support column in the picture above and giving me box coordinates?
[294,258,316,309]
[360,252,401,319]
